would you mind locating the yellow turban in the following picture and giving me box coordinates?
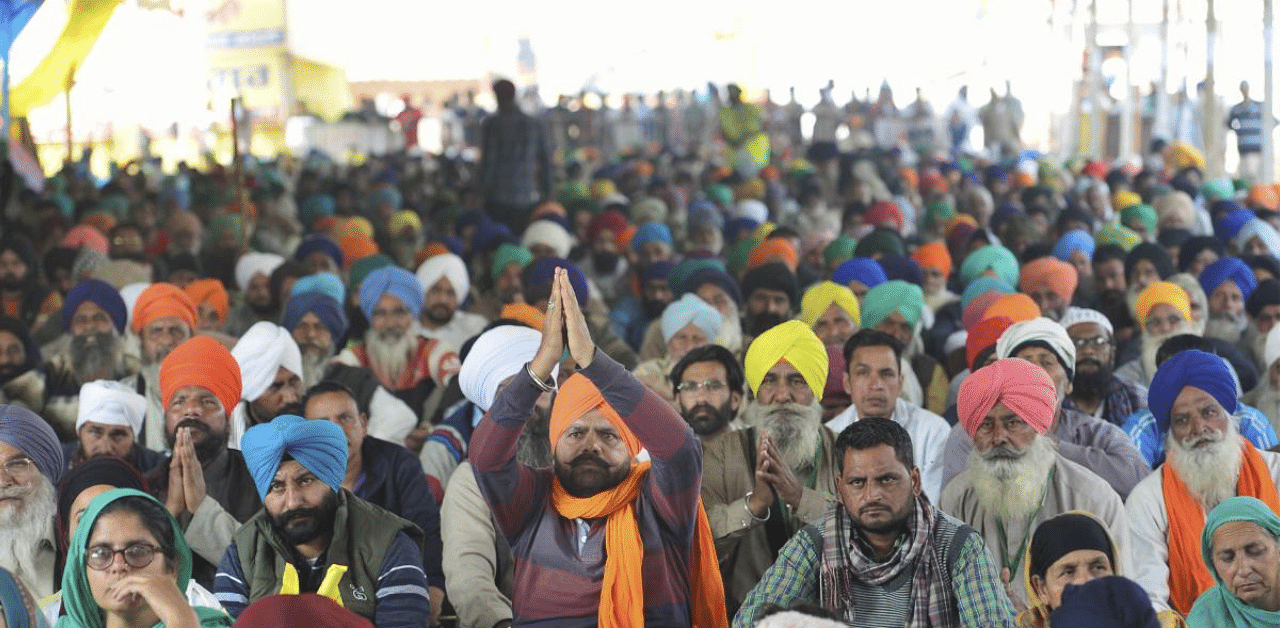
[1134,281,1191,327]
[1112,190,1142,212]
[744,320,828,401]
[800,281,861,327]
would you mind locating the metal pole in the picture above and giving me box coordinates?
[1120,0,1137,160]
[1264,0,1276,182]
[1204,0,1221,177]
[1088,0,1103,157]
[230,97,244,202]
[1160,0,1170,139]
[65,65,74,162]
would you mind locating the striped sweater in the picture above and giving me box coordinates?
[472,352,704,628]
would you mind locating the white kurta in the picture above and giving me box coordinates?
[1124,448,1280,611]
[826,397,951,503]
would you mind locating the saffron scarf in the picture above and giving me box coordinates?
[550,464,726,628]
[1163,441,1280,614]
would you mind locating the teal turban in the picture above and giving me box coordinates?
[1188,497,1280,628]
[241,415,348,500]
[961,276,1015,311]
[861,280,924,329]
[491,243,534,281]
[959,244,1019,288]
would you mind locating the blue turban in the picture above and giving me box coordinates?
[283,292,348,343]
[438,235,464,257]
[358,266,423,321]
[521,257,589,307]
[1214,205,1255,243]
[1053,229,1096,262]
[661,293,721,343]
[878,254,923,286]
[364,186,402,213]
[961,276,1015,310]
[294,234,343,268]
[290,272,346,306]
[1050,576,1160,628]
[1148,349,1238,434]
[0,404,62,483]
[833,257,887,289]
[472,221,515,253]
[1199,257,1257,301]
[62,279,126,333]
[683,268,742,305]
[687,201,724,231]
[723,217,760,242]
[241,414,347,499]
[631,222,674,253]
[642,260,676,283]
[299,194,335,227]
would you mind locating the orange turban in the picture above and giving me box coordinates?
[184,279,229,327]
[735,178,766,201]
[1013,171,1036,189]
[414,242,450,267]
[531,201,567,221]
[1018,257,1078,302]
[500,302,545,330]
[958,357,1057,437]
[1248,184,1279,211]
[911,242,952,277]
[746,238,798,272]
[550,374,641,456]
[334,216,375,239]
[132,283,197,333]
[899,167,919,191]
[944,214,979,239]
[982,293,1041,324]
[339,235,379,269]
[1134,281,1191,327]
[160,336,241,415]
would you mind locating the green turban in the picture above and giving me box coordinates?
[958,244,1019,288]
[1094,224,1143,252]
[491,243,534,280]
[854,228,905,258]
[823,235,858,266]
[1120,203,1157,234]
[861,280,925,329]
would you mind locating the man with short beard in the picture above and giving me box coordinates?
[1060,307,1148,426]
[336,266,460,415]
[63,380,165,473]
[740,262,799,342]
[1200,257,1256,343]
[941,358,1128,609]
[0,236,60,333]
[0,405,63,598]
[217,415,431,626]
[696,321,839,613]
[230,322,304,447]
[734,418,1016,628]
[0,316,43,415]
[944,317,1150,500]
[43,280,137,439]
[581,210,630,304]
[123,283,197,451]
[225,252,284,337]
[416,252,487,350]
[148,336,261,587]
[1117,281,1197,386]
[1126,349,1280,613]
[471,243,532,321]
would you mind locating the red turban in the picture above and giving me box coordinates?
[959,357,1056,437]
[962,290,1006,330]
[1018,257,1078,302]
[588,210,631,251]
[160,336,241,415]
[131,283,197,333]
[966,315,1014,370]
[866,201,905,233]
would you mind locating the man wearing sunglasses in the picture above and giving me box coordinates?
[0,404,64,599]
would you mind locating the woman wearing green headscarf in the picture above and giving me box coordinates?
[57,489,228,628]
[1187,496,1280,627]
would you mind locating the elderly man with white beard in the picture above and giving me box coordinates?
[1126,349,1280,615]
[942,317,1150,499]
[335,266,460,417]
[1117,281,1198,387]
[704,320,841,614]
[1200,257,1257,344]
[940,358,1129,610]
[0,404,63,599]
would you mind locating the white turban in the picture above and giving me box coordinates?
[734,199,768,223]
[415,253,470,303]
[995,316,1077,376]
[459,325,558,411]
[77,380,146,434]
[119,282,150,329]
[232,322,303,402]
[1059,306,1114,337]
[235,252,285,291]
[521,220,573,258]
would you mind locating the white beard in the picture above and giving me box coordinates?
[1141,326,1193,382]
[1203,311,1248,343]
[742,399,824,475]
[365,325,418,382]
[0,476,55,586]
[1166,420,1243,510]
[968,436,1058,522]
[299,345,335,389]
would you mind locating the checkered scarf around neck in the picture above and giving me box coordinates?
[819,493,956,628]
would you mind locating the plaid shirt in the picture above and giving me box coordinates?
[732,515,1015,628]
[1121,402,1278,467]
[1063,375,1148,428]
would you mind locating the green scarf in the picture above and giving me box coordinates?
[55,489,229,628]
[1187,496,1280,627]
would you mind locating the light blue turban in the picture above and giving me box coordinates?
[661,293,721,343]
[358,266,423,321]
[241,414,348,499]
[290,272,346,306]
[1053,229,1096,262]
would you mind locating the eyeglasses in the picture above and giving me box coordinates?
[86,544,164,571]
[0,457,33,477]
[1071,335,1112,349]
[676,380,726,395]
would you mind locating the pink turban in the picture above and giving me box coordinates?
[958,358,1057,437]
